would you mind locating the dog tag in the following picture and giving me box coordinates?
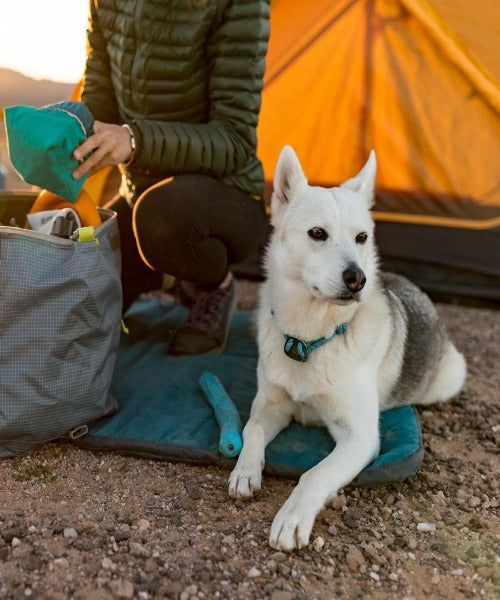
[284,336,308,362]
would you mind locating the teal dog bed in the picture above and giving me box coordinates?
[76,298,424,486]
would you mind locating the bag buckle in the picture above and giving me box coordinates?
[67,424,89,440]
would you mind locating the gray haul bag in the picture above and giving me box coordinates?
[0,192,122,457]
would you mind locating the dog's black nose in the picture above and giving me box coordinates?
[343,267,366,293]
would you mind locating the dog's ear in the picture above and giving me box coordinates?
[271,146,307,217]
[340,150,377,207]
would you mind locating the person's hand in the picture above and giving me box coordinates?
[72,121,132,179]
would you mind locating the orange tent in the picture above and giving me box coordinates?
[257,0,500,300]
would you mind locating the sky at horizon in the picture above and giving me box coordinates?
[0,1,88,83]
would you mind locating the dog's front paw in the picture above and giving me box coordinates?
[228,460,262,499]
[269,490,318,551]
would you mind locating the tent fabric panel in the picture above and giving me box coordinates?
[370,0,500,204]
[258,0,368,183]
[429,0,500,84]
[258,0,500,209]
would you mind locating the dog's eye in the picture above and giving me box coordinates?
[308,227,328,241]
[356,232,368,244]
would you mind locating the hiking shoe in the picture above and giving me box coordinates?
[169,279,237,355]
[173,279,197,308]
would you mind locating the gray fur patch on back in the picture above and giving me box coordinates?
[382,273,448,406]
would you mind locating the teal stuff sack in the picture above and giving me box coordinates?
[4,101,94,202]
[0,196,122,457]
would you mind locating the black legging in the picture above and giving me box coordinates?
[109,175,268,312]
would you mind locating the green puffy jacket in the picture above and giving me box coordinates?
[82,0,270,200]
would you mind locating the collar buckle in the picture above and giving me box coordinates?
[284,336,309,362]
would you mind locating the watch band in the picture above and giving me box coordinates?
[121,123,136,166]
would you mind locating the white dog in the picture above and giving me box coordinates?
[228,146,466,551]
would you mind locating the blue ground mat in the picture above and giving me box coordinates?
[76,297,424,486]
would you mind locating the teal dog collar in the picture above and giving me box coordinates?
[272,311,347,362]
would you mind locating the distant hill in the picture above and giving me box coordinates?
[0,68,74,109]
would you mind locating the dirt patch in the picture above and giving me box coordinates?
[0,282,498,599]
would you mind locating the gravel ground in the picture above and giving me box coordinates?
[0,280,498,600]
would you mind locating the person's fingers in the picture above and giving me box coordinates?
[73,144,109,179]
[73,131,103,162]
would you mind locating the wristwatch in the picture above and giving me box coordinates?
[121,123,136,166]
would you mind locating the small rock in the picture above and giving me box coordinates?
[137,519,150,532]
[270,552,287,563]
[248,566,261,578]
[331,494,347,510]
[327,525,338,536]
[389,573,398,582]
[168,568,183,581]
[54,557,69,569]
[1,528,22,543]
[343,507,364,528]
[271,592,294,600]
[222,534,235,546]
[364,544,386,565]
[129,541,150,558]
[405,536,417,550]
[11,537,21,548]
[63,528,78,539]
[312,536,325,552]
[22,553,42,571]
[468,496,481,508]
[108,579,134,599]
[42,528,54,538]
[346,545,365,572]
[101,557,114,571]
[476,566,493,579]
[369,571,380,581]
[417,522,436,532]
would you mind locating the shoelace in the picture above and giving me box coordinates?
[186,286,232,332]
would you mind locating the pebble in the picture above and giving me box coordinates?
[405,536,417,550]
[101,557,114,571]
[137,519,150,532]
[476,566,493,579]
[468,496,481,508]
[331,494,347,510]
[312,536,325,552]
[327,525,338,536]
[416,522,436,532]
[180,584,198,600]
[346,545,365,572]
[271,592,294,600]
[129,541,150,558]
[270,552,287,563]
[364,544,386,565]
[1,528,22,543]
[108,579,134,599]
[369,571,380,581]
[63,528,78,539]
[54,558,69,569]
[11,537,21,548]
[248,567,261,578]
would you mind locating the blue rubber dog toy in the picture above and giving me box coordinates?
[199,371,243,458]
